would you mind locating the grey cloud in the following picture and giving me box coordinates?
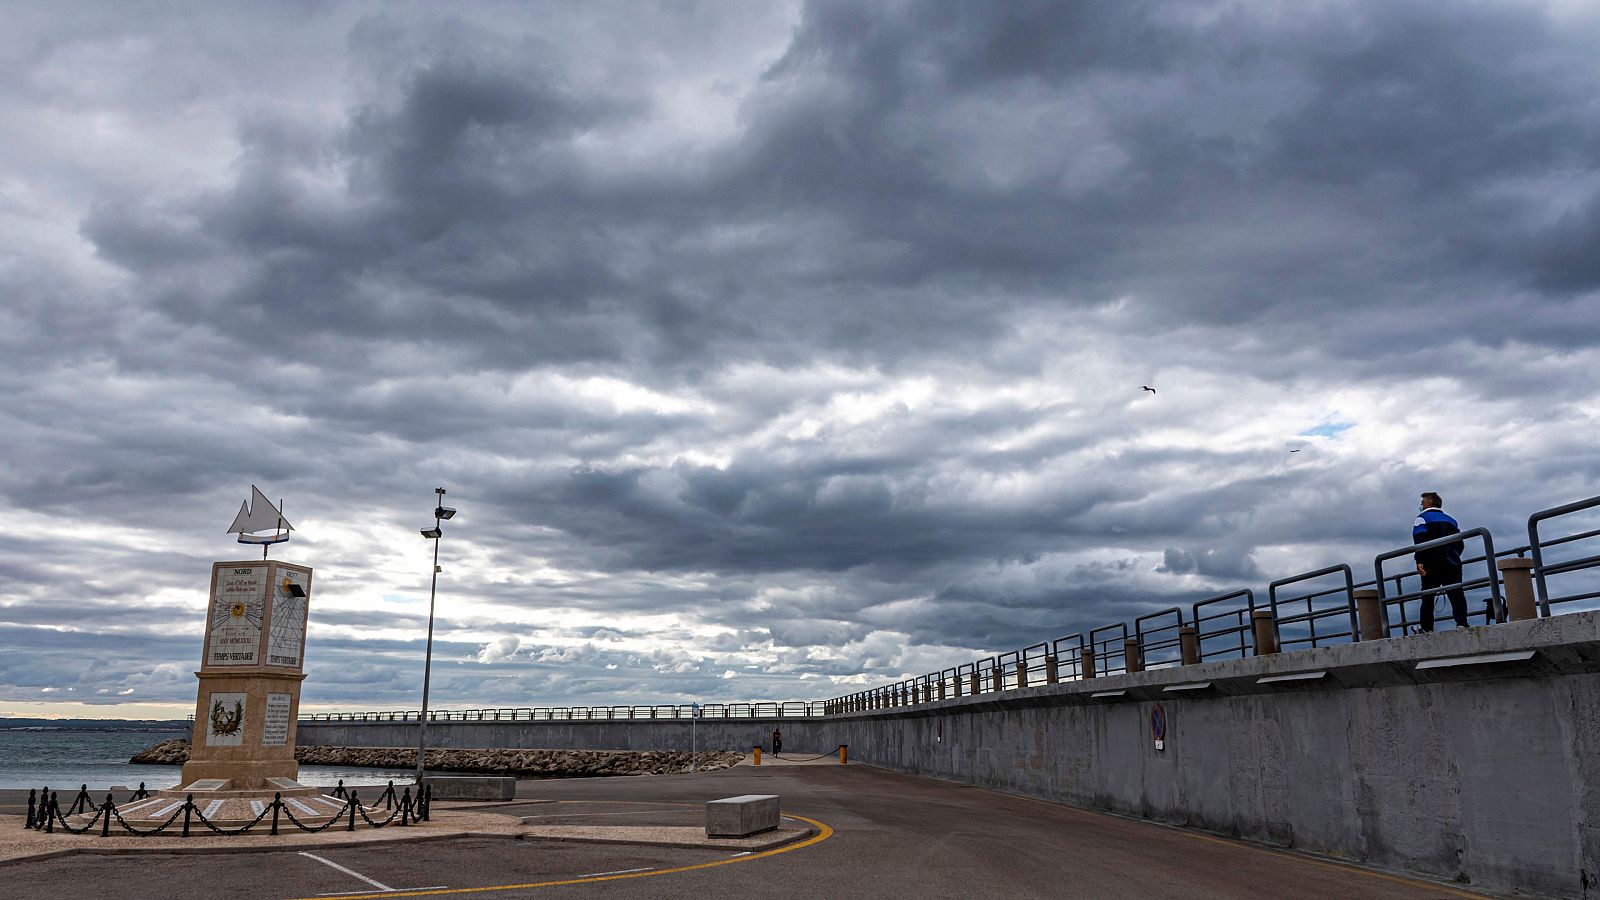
[2,1,1599,714]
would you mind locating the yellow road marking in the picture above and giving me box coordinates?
[284,814,833,900]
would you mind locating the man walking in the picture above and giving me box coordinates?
[1414,491,1469,631]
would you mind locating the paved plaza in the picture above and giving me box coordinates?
[0,757,1486,899]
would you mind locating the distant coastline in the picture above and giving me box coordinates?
[0,717,190,733]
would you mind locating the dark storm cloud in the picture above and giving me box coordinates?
[2,1,1599,714]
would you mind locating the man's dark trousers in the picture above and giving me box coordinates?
[1420,567,1469,630]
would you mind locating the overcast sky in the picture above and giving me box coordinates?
[3,0,1599,719]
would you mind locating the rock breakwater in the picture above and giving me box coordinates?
[130,739,744,777]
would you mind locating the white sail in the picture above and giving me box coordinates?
[226,485,294,537]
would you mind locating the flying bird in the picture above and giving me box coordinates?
[1289,449,1302,453]
[1141,385,1156,394]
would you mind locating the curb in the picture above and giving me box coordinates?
[0,827,524,868]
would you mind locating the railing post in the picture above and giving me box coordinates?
[938,678,947,701]
[1123,638,1143,674]
[991,667,1003,693]
[1044,655,1059,684]
[1015,660,1028,688]
[969,670,980,695]
[1354,589,1386,640]
[1252,608,1279,655]
[1178,627,1200,665]
[1498,558,1538,621]
[1082,649,1097,680]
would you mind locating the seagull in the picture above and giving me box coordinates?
[1289,449,1302,453]
[1141,385,1156,394]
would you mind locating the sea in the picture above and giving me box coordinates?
[0,728,412,791]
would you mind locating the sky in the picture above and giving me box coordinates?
[2,0,1599,719]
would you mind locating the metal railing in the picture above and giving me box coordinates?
[1530,495,1600,618]
[823,493,1600,711]
[1134,607,1186,670]
[1375,527,1505,632]
[304,701,827,723]
[307,492,1600,721]
[1191,589,1255,661]
[1268,564,1357,650]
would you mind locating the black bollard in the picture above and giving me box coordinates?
[45,792,56,833]
[333,779,345,799]
[181,794,193,837]
[25,789,36,830]
[270,792,281,835]
[101,795,113,837]
[346,792,357,831]
[134,781,148,800]
[399,787,411,826]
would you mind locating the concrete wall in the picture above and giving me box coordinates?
[300,612,1600,898]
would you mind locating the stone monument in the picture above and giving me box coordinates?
[179,556,312,790]
[118,486,349,825]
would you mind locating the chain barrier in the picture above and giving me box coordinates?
[769,748,845,762]
[21,783,433,838]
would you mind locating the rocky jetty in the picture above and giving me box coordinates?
[131,739,744,777]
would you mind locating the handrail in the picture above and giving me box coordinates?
[301,492,1600,721]
[1375,526,1503,628]
[1530,494,1600,618]
[1268,564,1357,650]
[1190,589,1255,661]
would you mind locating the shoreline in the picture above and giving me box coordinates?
[130,739,746,779]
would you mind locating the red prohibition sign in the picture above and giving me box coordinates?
[1150,704,1167,741]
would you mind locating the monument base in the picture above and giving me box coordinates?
[178,757,300,792]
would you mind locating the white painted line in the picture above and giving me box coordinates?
[576,867,654,878]
[316,888,447,897]
[315,796,348,809]
[519,810,683,820]
[730,851,752,857]
[287,798,322,817]
[120,798,165,815]
[152,801,185,818]
[299,851,395,892]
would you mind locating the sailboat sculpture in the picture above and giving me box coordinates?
[226,485,293,556]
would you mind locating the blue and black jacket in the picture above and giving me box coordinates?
[1413,508,1463,570]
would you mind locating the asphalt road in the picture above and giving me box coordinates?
[1,765,1486,899]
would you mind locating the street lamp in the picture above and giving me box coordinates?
[415,486,452,786]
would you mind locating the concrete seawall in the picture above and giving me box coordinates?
[300,611,1600,897]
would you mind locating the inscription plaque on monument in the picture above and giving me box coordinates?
[205,691,247,747]
[208,565,266,666]
[262,692,292,746]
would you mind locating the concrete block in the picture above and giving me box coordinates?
[421,774,516,800]
[705,794,779,837]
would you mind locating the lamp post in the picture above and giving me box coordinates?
[415,486,456,785]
